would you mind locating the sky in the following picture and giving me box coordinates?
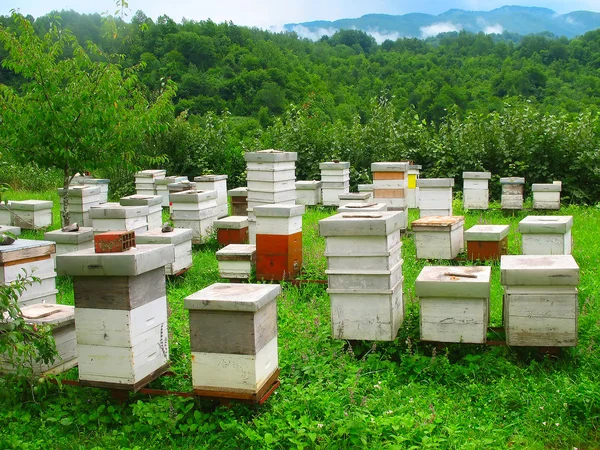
[4,0,600,29]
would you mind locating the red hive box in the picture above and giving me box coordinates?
[94,230,136,253]
[217,228,249,246]
[256,232,302,281]
[464,225,509,261]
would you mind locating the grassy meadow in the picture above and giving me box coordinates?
[1,191,600,449]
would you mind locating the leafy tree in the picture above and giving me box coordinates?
[0,13,176,225]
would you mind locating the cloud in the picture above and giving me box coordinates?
[484,24,504,34]
[290,25,340,40]
[565,15,580,25]
[366,29,403,43]
[420,21,461,38]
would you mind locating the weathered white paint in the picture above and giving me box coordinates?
[247,189,296,203]
[327,262,403,290]
[295,181,322,205]
[519,216,573,255]
[324,232,401,255]
[247,168,296,182]
[325,243,402,270]
[194,176,229,219]
[255,215,302,235]
[463,189,489,210]
[420,297,489,343]
[412,217,464,260]
[0,257,55,284]
[500,254,579,286]
[218,260,253,279]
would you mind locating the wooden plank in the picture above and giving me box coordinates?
[193,368,280,402]
[0,245,55,265]
[373,172,405,180]
[420,297,488,344]
[373,189,406,199]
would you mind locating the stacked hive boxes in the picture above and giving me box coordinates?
[416,266,491,343]
[90,203,148,235]
[56,243,174,391]
[518,215,573,255]
[319,211,404,341]
[295,181,322,206]
[44,227,94,260]
[501,255,579,347]
[166,181,195,209]
[406,164,421,208]
[357,184,373,201]
[417,178,454,218]
[170,190,218,244]
[10,200,53,229]
[371,162,408,230]
[71,176,110,204]
[135,170,166,196]
[228,187,248,216]
[411,216,465,260]
[338,193,371,207]
[320,162,350,206]
[254,204,304,281]
[136,228,193,276]
[58,185,101,227]
[120,194,163,231]
[245,150,297,244]
[463,172,491,210]
[500,177,525,210]
[194,175,228,219]
[216,244,256,281]
[155,176,188,207]
[0,239,57,307]
[532,182,562,210]
[184,283,281,399]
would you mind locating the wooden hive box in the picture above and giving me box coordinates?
[214,216,249,246]
[320,162,350,206]
[532,183,561,210]
[412,216,465,260]
[500,177,525,210]
[0,304,77,375]
[90,204,149,235]
[170,190,218,244]
[319,211,404,341]
[0,203,12,226]
[228,187,248,216]
[44,227,94,260]
[154,176,188,207]
[465,224,509,261]
[10,200,53,229]
[407,164,422,209]
[0,239,57,307]
[120,194,163,230]
[0,225,21,237]
[416,266,491,343]
[295,181,322,206]
[194,175,229,219]
[58,185,102,227]
[371,162,409,211]
[254,204,304,281]
[501,255,579,347]
[337,202,388,213]
[216,244,256,280]
[463,171,491,210]
[416,178,454,218]
[184,283,281,398]
[518,215,573,255]
[56,244,174,391]
[136,228,193,275]
[357,184,374,198]
[134,169,166,196]
[71,177,110,204]
[338,192,372,207]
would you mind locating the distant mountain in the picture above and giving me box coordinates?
[284,6,600,41]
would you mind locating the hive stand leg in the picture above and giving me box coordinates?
[110,389,130,404]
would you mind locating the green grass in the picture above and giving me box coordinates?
[2,194,600,449]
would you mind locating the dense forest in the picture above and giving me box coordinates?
[2,10,600,201]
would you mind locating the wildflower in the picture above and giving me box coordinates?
[374,384,381,389]
[317,424,323,428]
[556,423,560,427]
[539,406,544,410]
[542,422,547,426]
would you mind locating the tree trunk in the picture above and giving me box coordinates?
[62,166,70,227]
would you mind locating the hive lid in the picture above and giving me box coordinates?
[0,239,56,264]
[56,244,174,276]
[417,178,455,188]
[135,227,193,246]
[319,161,350,170]
[253,203,305,218]
[155,176,188,185]
[184,283,280,312]
[415,266,491,298]
[169,190,218,203]
[463,171,491,179]
[357,184,374,191]
[89,204,148,219]
[57,185,101,197]
[464,224,510,241]
[244,149,297,163]
[500,255,579,286]
[120,194,163,208]
[338,192,371,201]
[407,164,422,171]
[135,169,166,178]
[193,174,228,182]
[228,187,248,197]
[532,183,561,192]
[44,227,94,244]
[214,216,249,229]
[499,177,525,185]
[370,162,409,172]
[518,215,573,234]
[0,225,21,237]
[411,216,465,231]
[19,304,75,327]
[295,180,322,190]
[72,177,110,185]
[319,211,402,236]
[10,200,53,211]
[337,203,387,213]
[216,244,256,261]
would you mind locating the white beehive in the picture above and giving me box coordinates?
[518,215,573,255]
[184,283,281,397]
[416,266,491,343]
[10,200,53,229]
[0,203,12,226]
[0,304,77,375]
[71,176,110,203]
[56,244,174,391]
[170,190,218,244]
[337,202,388,213]
[501,255,579,347]
[135,169,166,196]
[500,177,525,210]
[228,187,248,216]
[0,239,57,307]
[463,171,491,210]
[532,182,562,210]
[371,162,408,210]
[411,216,465,260]
[417,178,454,218]
[216,244,256,280]
[0,225,20,237]
[407,164,421,209]
[136,228,193,275]
[58,185,101,227]
[320,161,350,206]
[166,181,195,211]
[338,192,371,207]
[120,194,163,231]
[90,203,149,235]
[357,184,374,201]
[44,227,94,260]
[319,211,404,341]
[154,176,188,207]
[194,175,229,219]
[295,181,322,206]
